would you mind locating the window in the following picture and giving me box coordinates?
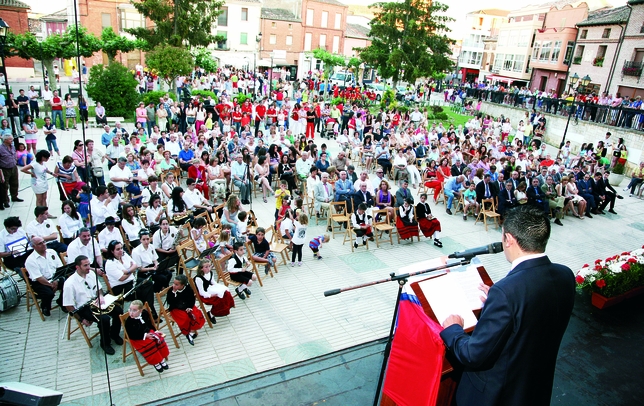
[218,7,228,26]
[551,41,561,63]
[286,35,293,46]
[306,9,314,26]
[288,24,293,29]
[498,31,509,47]
[241,8,248,21]
[321,11,328,28]
[335,13,342,29]
[319,34,326,48]
[101,13,111,29]
[575,45,585,58]
[493,54,504,71]
[119,9,144,31]
[539,41,551,61]
[503,54,515,71]
[513,55,525,72]
[269,34,277,45]
[304,32,312,51]
[240,32,248,45]
[272,22,277,28]
[332,35,340,53]
[531,41,540,60]
[217,31,227,39]
[580,29,587,39]
[597,45,607,59]
[563,41,574,64]
[602,28,611,39]
[518,29,530,47]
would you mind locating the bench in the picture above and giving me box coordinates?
[89,116,125,129]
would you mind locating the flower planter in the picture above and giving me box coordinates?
[591,285,644,309]
[608,172,624,187]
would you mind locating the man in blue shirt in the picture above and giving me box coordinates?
[178,142,195,171]
[375,139,392,175]
[445,175,465,215]
[334,170,355,212]
[101,125,114,146]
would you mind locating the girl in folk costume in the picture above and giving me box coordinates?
[125,300,170,373]
[227,242,257,300]
[351,203,373,249]
[396,198,420,241]
[166,274,205,345]
[194,259,235,323]
[416,193,443,247]
[191,217,209,253]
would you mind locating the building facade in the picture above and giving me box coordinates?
[211,0,262,68]
[259,8,302,76]
[609,0,644,99]
[0,0,34,77]
[457,9,508,83]
[530,3,590,96]
[569,6,630,96]
[343,22,369,58]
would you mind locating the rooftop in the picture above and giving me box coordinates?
[467,9,511,17]
[345,23,370,39]
[261,8,301,23]
[310,0,346,7]
[577,5,630,27]
[0,0,30,9]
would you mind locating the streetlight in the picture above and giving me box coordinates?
[568,73,579,93]
[254,32,262,97]
[559,73,592,156]
[0,18,16,139]
[579,74,591,94]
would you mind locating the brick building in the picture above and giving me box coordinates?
[0,0,34,78]
[260,8,302,76]
[609,0,644,98]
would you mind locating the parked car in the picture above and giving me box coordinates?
[329,71,356,88]
[366,83,386,101]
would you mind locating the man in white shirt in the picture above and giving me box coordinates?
[90,186,119,231]
[231,153,251,204]
[410,107,423,128]
[27,86,40,118]
[106,136,125,169]
[97,217,124,252]
[25,206,67,253]
[67,228,103,270]
[109,157,133,193]
[41,84,53,117]
[183,178,214,215]
[25,236,65,316]
[164,134,182,157]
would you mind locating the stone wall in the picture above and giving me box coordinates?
[478,101,644,174]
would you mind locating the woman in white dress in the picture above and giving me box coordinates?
[21,150,59,207]
[59,200,84,244]
[207,157,227,201]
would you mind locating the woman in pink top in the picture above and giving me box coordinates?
[136,102,147,127]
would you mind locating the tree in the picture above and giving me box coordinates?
[100,27,147,63]
[86,63,139,118]
[191,47,217,73]
[145,44,194,92]
[312,48,345,98]
[6,25,102,91]
[357,0,454,87]
[126,0,225,48]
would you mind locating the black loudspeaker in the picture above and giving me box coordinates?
[0,382,63,406]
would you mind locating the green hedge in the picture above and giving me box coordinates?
[190,90,218,102]
[141,91,175,106]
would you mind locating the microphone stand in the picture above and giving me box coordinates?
[323,257,471,406]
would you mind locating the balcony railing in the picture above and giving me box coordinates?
[622,60,643,77]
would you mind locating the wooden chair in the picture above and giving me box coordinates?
[453,194,465,215]
[266,225,290,266]
[247,210,259,235]
[213,254,242,296]
[101,274,115,295]
[60,252,68,265]
[244,241,274,287]
[372,209,394,247]
[328,201,351,239]
[343,225,369,252]
[187,275,214,329]
[435,182,446,206]
[154,287,182,349]
[56,225,65,243]
[66,314,100,348]
[119,302,161,377]
[20,268,58,322]
[118,225,132,252]
[475,198,501,231]
[176,239,201,277]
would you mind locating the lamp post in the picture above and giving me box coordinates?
[568,72,579,93]
[254,32,262,97]
[559,74,591,154]
[0,18,16,139]
[579,74,591,94]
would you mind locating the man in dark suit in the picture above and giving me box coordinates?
[451,159,467,177]
[591,172,616,214]
[526,177,549,215]
[440,205,575,406]
[497,180,517,217]
[395,179,413,207]
[576,173,598,215]
[353,182,374,208]
[475,174,498,204]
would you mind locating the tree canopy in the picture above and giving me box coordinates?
[191,47,218,73]
[86,63,139,118]
[145,44,194,91]
[100,27,147,62]
[126,0,225,48]
[358,0,454,86]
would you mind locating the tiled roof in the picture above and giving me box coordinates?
[0,0,30,9]
[345,23,370,39]
[628,0,644,5]
[261,8,301,22]
[467,9,510,17]
[577,5,630,26]
[310,0,346,7]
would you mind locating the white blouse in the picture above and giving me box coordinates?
[121,217,144,240]
[105,253,136,287]
[59,213,84,238]
[145,205,166,226]
[195,271,227,298]
[132,243,159,267]
[153,226,178,251]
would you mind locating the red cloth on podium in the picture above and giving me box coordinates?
[383,299,445,406]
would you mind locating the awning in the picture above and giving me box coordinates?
[485,74,520,84]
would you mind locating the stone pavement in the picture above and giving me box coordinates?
[0,125,643,405]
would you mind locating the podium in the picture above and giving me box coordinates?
[380,257,494,406]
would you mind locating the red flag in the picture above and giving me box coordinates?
[383,300,445,406]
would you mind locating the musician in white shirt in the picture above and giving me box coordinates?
[183,178,213,215]
[152,217,179,269]
[25,206,67,253]
[59,201,84,244]
[145,195,166,230]
[91,186,119,230]
[67,228,103,270]
[141,175,162,207]
[63,255,123,355]
[120,204,144,247]
[97,217,124,252]
[132,230,171,292]
[25,236,64,316]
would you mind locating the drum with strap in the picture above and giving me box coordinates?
[0,275,21,312]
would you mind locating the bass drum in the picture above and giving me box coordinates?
[0,275,21,312]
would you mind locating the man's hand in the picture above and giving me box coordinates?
[478,283,490,304]
[82,319,92,327]
[442,314,464,328]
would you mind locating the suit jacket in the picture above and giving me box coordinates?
[497,187,517,214]
[440,256,575,406]
[475,181,498,204]
[395,188,413,207]
[353,190,374,208]
[526,184,546,205]
[451,163,467,177]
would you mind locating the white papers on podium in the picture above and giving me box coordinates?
[416,265,484,330]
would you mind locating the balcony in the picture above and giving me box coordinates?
[573,56,582,65]
[622,61,643,77]
[593,56,604,67]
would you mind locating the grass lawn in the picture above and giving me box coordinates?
[34,105,135,128]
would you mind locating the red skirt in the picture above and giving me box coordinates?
[396,217,419,240]
[170,306,205,335]
[418,217,441,238]
[201,291,235,317]
[424,180,442,201]
[130,335,170,365]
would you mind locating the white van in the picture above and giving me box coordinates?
[329,71,355,88]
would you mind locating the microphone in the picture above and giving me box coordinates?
[448,242,503,259]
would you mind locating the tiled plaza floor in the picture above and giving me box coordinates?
[0,124,643,405]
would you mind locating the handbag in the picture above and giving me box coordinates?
[92,166,104,177]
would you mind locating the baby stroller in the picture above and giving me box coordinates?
[321,118,337,139]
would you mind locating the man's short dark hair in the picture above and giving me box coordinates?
[186,178,196,186]
[503,205,550,253]
[4,216,21,228]
[34,206,48,217]
[96,186,108,196]
[74,255,89,267]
